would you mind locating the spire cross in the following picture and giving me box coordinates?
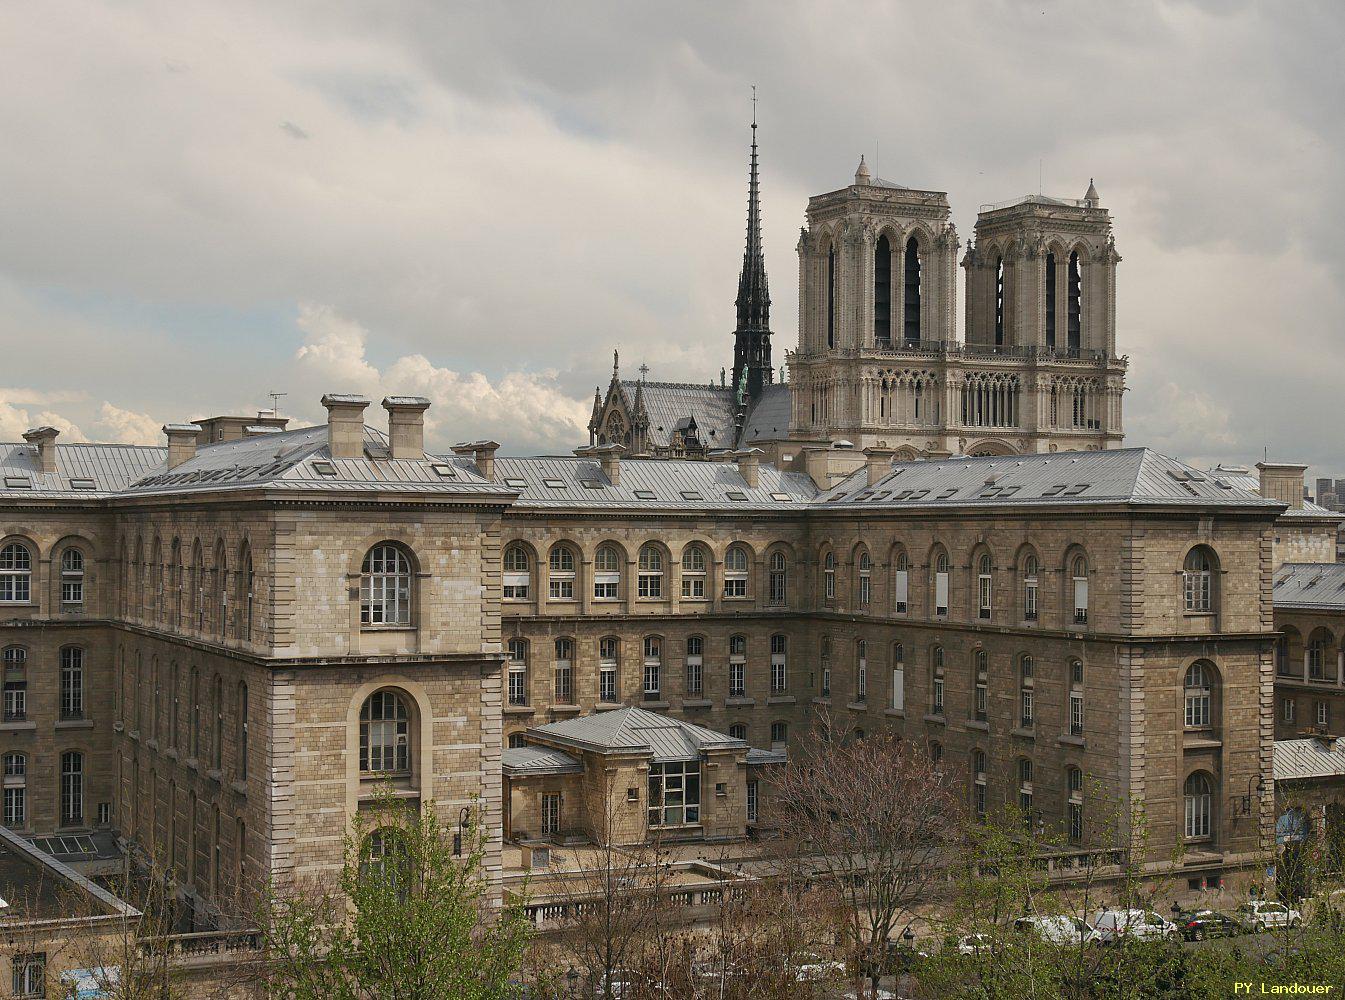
[638,363,650,382]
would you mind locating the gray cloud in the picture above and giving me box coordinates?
[0,1,1340,472]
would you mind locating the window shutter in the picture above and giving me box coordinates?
[1074,578,1088,611]
[935,573,949,609]
[894,570,909,607]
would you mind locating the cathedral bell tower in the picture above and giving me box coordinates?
[731,111,773,404]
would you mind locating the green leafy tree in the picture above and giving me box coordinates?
[258,787,532,1000]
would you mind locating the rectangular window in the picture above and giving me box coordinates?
[1020,689,1034,728]
[935,572,949,616]
[503,572,530,601]
[746,779,758,823]
[682,575,706,600]
[978,575,992,620]
[857,646,868,701]
[11,953,44,998]
[685,654,703,697]
[1318,701,1330,727]
[541,793,561,836]
[1070,692,1085,736]
[648,761,700,827]
[508,663,527,706]
[1068,802,1084,843]
[1282,698,1295,724]
[638,573,662,599]
[770,649,787,694]
[548,577,574,600]
[643,659,661,699]
[974,779,986,820]
[1073,578,1089,624]
[894,569,908,614]
[593,573,620,601]
[600,665,617,703]
[60,648,84,721]
[3,785,24,827]
[769,570,786,606]
[1024,580,1038,621]
[934,677,945,715]
[554,662,573,705]
[729,662,745,698]
[859,576,871,606]
[891,665,904,711]
[60,755,83,826]
[724,577,747,599]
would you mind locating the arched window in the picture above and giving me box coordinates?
[1021,553,1040,622]
[729,723,747,741]
[1070,555,1089,624]
[903,236,922,344]
[994,254,1005,346]
[60,751,84,826]
[971,749,987,820]
[931,645,945,715]
[770,634,788,694]
[770,721,788,748]
[857,550,872,606]
[724,546,749,598]
[642,636,662,699]
[1045,252,1058,349]
[236,682,249,781]
[599,637,619,702]
[507,639,528,706]
[364,827,411,891]
[2,647,25,722]
[977,553,993,620]
[1183,547,1217,613]
[594,545,622,601]
[728,634,747,697]
[685,636,704,696]
[191,541,205,630]
[1067,767,1084,843]
[237,545,255,641]
[190,667,201,757]
[1184,662,1213,729]
[681,544,708,600]
[1018,758,1034,830]
[503,544,531,601]
[933,550,950,616]
[361,544,412,626]
[929,741,943,772]
[59,647,84,721]
[170,538,184,625]
[548,545,576,601]
[820,635,832,697]
[1184,773,1213,840]
[826,243,836,349]
[890,643,905,711]
[359,691,411,775]
[874,232,892,346]
[212,674,224,770]
[0,542,32,604]
[1068,659,1085,736]
[1067,250,1083,352]
[554,638,574,705]
[212,541,227,635]
[856,639,868,701]
[1019,655,1034,729]
[2,752,26,828]
[972,649,988,722]
[823,550,836,602]
[638,545,664,599]
[768,551,787,606]
[60,548,85,607]
[893,550,909,614]
[507,732,526,749]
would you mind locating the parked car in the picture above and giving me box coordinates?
[789,953,846,982]
[1088,909,1179,944]
[948,932,997,956]
[1013,914,1097,946]
[1175,909,1243,941]
[1237,900,1303,932]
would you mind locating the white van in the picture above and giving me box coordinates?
[1013,914,1097,946]
[1088,909,1178,944]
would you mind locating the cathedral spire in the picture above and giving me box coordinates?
[732,92,772,405]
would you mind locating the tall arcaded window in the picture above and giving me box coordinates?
[768,552,787,606]
[1070,555,1089,624]
[1183,547,1217,613]
[903,236,922,343]
[823,550,835,601]
[642,636,662,699]
[359,690,410,775]
[547,546,576,600]
[931,646,945,715]
[1184,662,1213,729]
[1021,554,1039,622]
[593,545,621,601]
[681,545,708,600]
[890,643,904,711]
[507,639,528,706]
[858,551,872,606]
[0,543,32,604]
[1018,758,1034,830]
[1069,659,1085,736]
[934,551,950,616]
[770,634,787,694]
[856,639,868,701]
[2,752,25,828]
[874,232,892,346]
[59,647,84,721]
[893,551,909,614]
[1184,772,1213,840]
[60,751,84,826]
[1019,655,1034,729]
[972,650,988,722]
[820,636,832,697]
[728,635,747,697]
[685,636,704,696]
[599,637,619,702]
[60,549,85,607]
[971,749,986,820]
[502,545,531,601]
[977,554,992,620]
[3,647,25,722]
[554,638,574,705]
[637,545,664,599]
[361,543,412,626]
[1067,767,1084,843]
[723,546,749,598]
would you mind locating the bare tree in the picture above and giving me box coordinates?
[765,723,962,998]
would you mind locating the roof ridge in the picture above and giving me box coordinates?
[621,379,730,393]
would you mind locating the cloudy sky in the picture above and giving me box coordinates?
[1,1,1341,473]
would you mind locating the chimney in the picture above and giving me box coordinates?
[321,394,370,460]
[1256,462,1308,510]
[21,427,59,474]
[735,448,763,489]
[382,396,431,460]
[162,424,200,470]
[863,447,896,487]
[451,440,500,481]
[597,444,623,485]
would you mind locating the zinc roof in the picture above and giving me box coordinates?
[0,441,166,498]
[1206,468,1341,521]
[501,746,583,776]
[491,454,816,511]
[816,448,1284,512]
[527,707,746,762]
[624,381,737,451]
[739,383,793,447]
[1273,563,1345,612]
[1274,737,1345,782]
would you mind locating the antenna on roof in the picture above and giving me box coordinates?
[267,391,287,418]
[751,84,757,127]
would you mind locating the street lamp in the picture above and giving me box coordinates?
[454,805,471,856]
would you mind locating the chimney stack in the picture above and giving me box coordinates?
[597,444,623,485]
[1256,461,1308,510]
[162,424,200,470]
[321,394,370,460]
[863,447,896,487]
[22,427,59,475]
[735,448,762,489]
[451,440,500,481]
[382,396,431,460]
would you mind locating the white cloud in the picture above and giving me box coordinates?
[93,402,162,446]
[0,399,84,442]
[293,303,588,453]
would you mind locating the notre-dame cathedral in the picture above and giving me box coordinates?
[589,121,1126,465]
